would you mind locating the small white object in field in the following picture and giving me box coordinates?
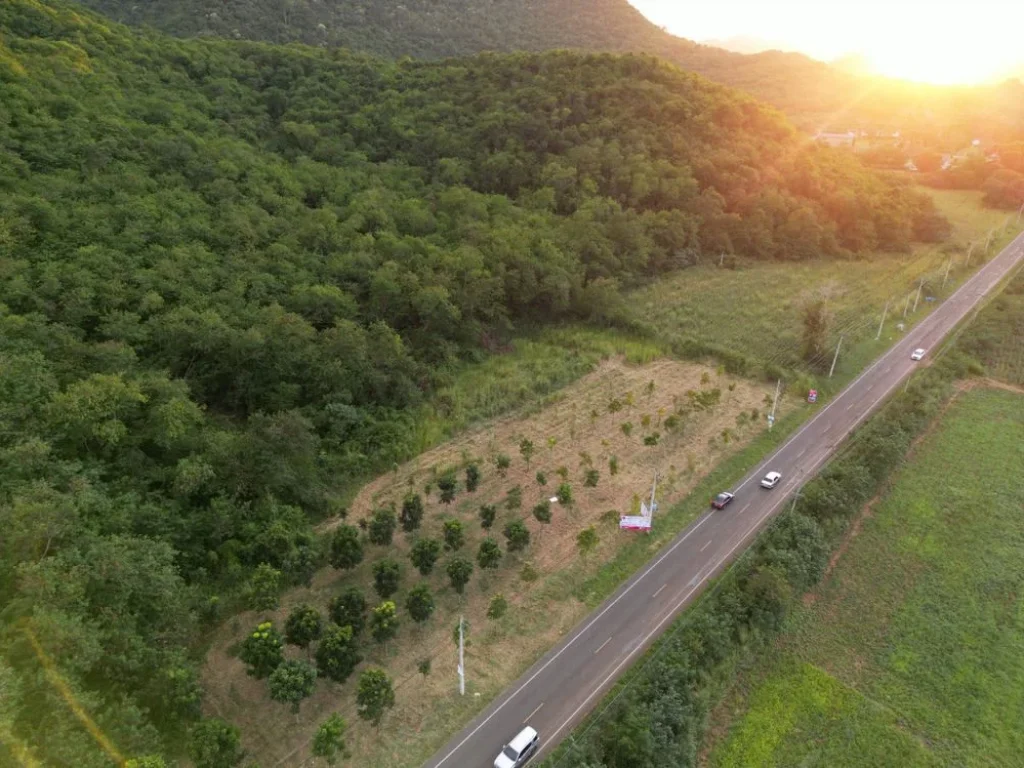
[549,496,559,504]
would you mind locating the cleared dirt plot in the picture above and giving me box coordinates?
[202,358,783,767]
[705,387,1024,768]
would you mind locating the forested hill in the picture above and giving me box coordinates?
[74,0,1024,136]
[0,1,946,764]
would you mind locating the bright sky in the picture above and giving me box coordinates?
[627,0,1024,84]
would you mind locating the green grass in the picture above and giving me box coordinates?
[710,387,1024,767]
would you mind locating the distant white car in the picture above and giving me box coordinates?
[911,348,926,361]
[760,471,782,489]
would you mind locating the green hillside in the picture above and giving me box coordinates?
[73,0,1024,136]
[0,1,949,764]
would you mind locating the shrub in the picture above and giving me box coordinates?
[535,471,547,486]
[477,537,502,568]
[503,519,531,552]
[328,588,367,636]
[577,526,599,555]
[367,508,397,546]
[643,432,660,446]
[487,594,509,619]
[399,494,424,532]
[495,454,511,477]
[478,504,497,529]
[609,456,619,475]
[417,658,431,676]
[584,469,599,487]
[442,519,465,551]
[532,501,552,523]
[371,559,401,598]
[621,422,633,436]
[465,463,481,492]
[505,485,522,510]
[437,473,457,504]
[556,483,573,504]
[410,537,442,575]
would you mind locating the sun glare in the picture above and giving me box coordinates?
[868,43,1010,86]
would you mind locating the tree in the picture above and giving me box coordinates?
[532,501,552,523]
[356,669,395,727]
[556,483,573,504]
[239,621,285,679]
[503,519,531,552]
[405,584,436,623]
[247,563,281,611]
[367,508,397,545]
[328,525,363,570]
[315,624,362,683]
[268,659,317,714]
[477,537,502,568]
[577,526,599,555]
[913,150,943,173]
[442,519,465,551]
[495,453,511,477]
[519,438,535,467]
[285,604,323,651]
[328,587,367,636]
[479,504,497,529]
[801,299,832,365]
[465,463,481,492]
[399,494,424,532]
[312,713,347,765]
[446,556,474,594]
[410,537,442,575]
[126,758,167,768]
[372,558,401,598]
[437,473,457,504]
[370,601,399,644]
[189,718,244,768]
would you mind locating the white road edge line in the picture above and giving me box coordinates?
[426,235,1024,767]
[428,512,712,766]
[593,637,612,655]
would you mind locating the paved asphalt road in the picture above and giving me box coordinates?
[423,231,1024,768]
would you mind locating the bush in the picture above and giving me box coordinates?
[505,485,522,510]
[584,469,599,487]
[495,454,511,477]
[239,621,284,679]
[328,588,367,636]
[465,463,481,492]
[643,432,660,446]
[437,473,457,504]
[621,422,633,436]
[410,537,442,575]
[400,494,424,532]
[535,471,547,486]
[479,504,497,529]
[477,537,502,569]
[442,519,465,551]
[487,594,509,619]
[577,526,599,555]
[609,455,619,475]
[556,483,573,504]
[532,501,552,523]
[367,508,397,546]
[371,559,401,598]
[503,519,531,552]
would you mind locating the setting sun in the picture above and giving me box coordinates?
[629,0,1024,85]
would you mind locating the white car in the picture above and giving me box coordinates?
[760,471,782,489]
[911,348,926,361]
[495,726,539,768]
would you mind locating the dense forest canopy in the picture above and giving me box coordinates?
[75,0,1024,139]
[0,1,947,764]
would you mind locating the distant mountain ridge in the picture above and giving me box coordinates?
[73,0,1024,137]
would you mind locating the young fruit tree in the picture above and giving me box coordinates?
[446,556,474,594]
[311,713,347,766]
[268,659,317,714]
[405,584,436,624]
[372,558,401,599]
[315,624,362,684]
[410,537,442,575]
[399,494,424,532]
[328,525,364,570]
[328,587,367,636]
[477,537,502,569]
[284,604,323,651]
[356,668,395,727]
[239,621,284,679]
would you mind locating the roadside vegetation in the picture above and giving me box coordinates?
[708,386,1024,767]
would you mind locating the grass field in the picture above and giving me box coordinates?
[707,386,1024,767]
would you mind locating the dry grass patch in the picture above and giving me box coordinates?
[201,357,784,767]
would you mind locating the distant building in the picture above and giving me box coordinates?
[814,131,857,147]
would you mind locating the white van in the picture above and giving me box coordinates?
[494,725,539,768]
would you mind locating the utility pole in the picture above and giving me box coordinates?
[942,257,952,290]
[719,252,725,268]
[875,300,889,340]
[647,471,658,533]
[457,616,465,696]
[828,334,844,379]
[903,292,912,319]
[965,241,975,268]
[912,279,923,313]
[768,379,781,430]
